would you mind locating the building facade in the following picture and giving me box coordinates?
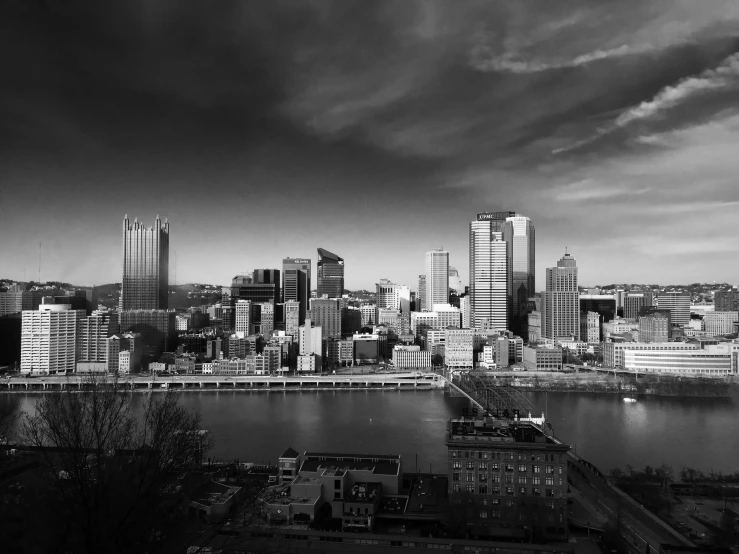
[282,258,311,325]
[425,249,449,308]
[541,252,579,341]
[657,291,690,327]
[316,248,344,299]
[703,311,739,335]
[120,215,169,310]
[392,345,431,369]
[21,304,86,375]
[417,275,427,312]
[445,328,474,368]
[470,214,512,331]
[502,215,535,334]
[715,290,739,313]
[308,298,341,339]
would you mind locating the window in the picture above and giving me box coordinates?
[492,498,500,505]
[452,483,461,492]
[533,488,541,497]
[519,487,526,495]
[492,463,499,471]
[479,511,488,519]
[533,465,541,474]
[545,465,554,474]
[505,499,514,507]
[536,454,542,461]
[335,480,341,489]
[479,462,487,471]
[533,477,541,485]
[545,477,554,486]
[559,478,564,487]
[546,501,555,509]
[477,451,482,459]
[466,473,474,482]
[492,487,501,496]
[482,498,488,506]
[504,475,513,484]
[508,453,514,460]
[466,462,474,470]
[491,474,500,483]
[479,485,488,494]
[453,461,461,469]
[506,487,514,496]
[451,450,458,458]
[479,474,488,483]
[546,488,555,497]
[518,476,527,485]
[492,510,501,518]
[452,473,460,482]
[505,464,514,472]
[518,464,527,472]
[483,451,489,459]
[464,451,469,458]
[466,484,475,493]
[558,466,563,475]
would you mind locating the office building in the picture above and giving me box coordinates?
[623,293,654,320]
[470,214,511,331]
[623,343,734,377]
[0,285,42,316]
[639,310,671,343]
[77,312,119,366]
[252,302,275,336]
[283,300,300,340]
[602,341,697,368]
[391,345,431,369]
[308,298,341,339]
[21,304,86,375]
[657,291,690,327]
[523,345,564,371]
[541,251,579,340]
[375,279,411,319]
[425,249,449,308]
[579,294,616,341]
[502,215,535,334]
[359,304,376,327]
[582,312,600,345]
[715,290,739,313]
[703,311,739,335]
[417,275,427,312]
[460,295,471,329]
[283,258,311,325]
[445,327,474,368]
[353,333,379,364]
[316,248,344,299]
[341,305,362,336]
[327,338,354,367]
[120,215,169,310]
[119,309,176,356]
[299,318,323,369]
[446,417,569,542]
[448,266,464,295]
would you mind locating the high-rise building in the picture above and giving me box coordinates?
[657,291,690,327]
[623,293,654,320]
[308,298,341,339]
[120,215,169,311]
[715,290,739,313]
[360,304,376,327]
[375,279,411,320]
[252,302,275,336]
[639,310,671,343]
[445,327,473,368]
[417,275,427,312]
[282,258,311,325]
[77,312,119,365]
[298,318,323,368]
[282,300,301,340]
[317,248,344,299]
[21,304,86,375]
[425,249,449,308]
[470,214,511,331]
[541,251,579,340]
[235,300,251,334]
[703,311,739,336]
[448,267,464,295]
[579,294,616,342]
[0,284,43,316]
[119,309,176,356]
[502,215,535,334]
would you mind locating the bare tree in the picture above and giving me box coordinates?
[18,375,213,553]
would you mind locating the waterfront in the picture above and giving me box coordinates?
[2,390,736,475]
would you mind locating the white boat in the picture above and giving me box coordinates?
[623,397,637,403]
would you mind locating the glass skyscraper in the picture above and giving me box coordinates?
[502,215,535,335]
[120,215,169,311]
[282,257,311,325]
[316,248,344,299]
[469,213,512,331]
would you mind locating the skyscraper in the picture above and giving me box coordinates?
[417,275,427,312]
[375,279,411,321]
[317,248,344,299]
[469,213,512,331]
[120,215,169,311]
[656,291,690,327]
[541,251,580,340]
[425,249,450,308]
[282,257,311,325]
[308,298,341,339]
[502,215,535,334]
[21,303,86,375]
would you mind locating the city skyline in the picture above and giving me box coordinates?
[2,1,739,290]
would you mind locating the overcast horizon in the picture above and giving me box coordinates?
[2,1,738,291]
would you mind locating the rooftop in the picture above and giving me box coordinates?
[345,482,381,504]
[190,480,240,507]
[280,447,299,459]
[447,418,567,448]
[300,452,401,476]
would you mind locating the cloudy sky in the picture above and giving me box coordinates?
[1,0,738,290]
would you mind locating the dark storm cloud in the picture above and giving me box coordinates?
[1,0,738,287]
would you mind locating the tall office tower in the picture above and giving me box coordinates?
[283,300,300,339]
[502,215,535,334]
[251,269,281,305]
[255,303,275,336]
[417,275,427,312]
[308,298,341,339]
[459,295,471,328]
[282,257,311,325]
[375,279,411,320]
[21,304,86,375]
[715,290,739,312]
[77,312,119,365]
[425,249,450,308]
[541,251,580,340]
[623,292,654,320]
[299,318,323,366]
[360,304,376,327]
[657,291,690,327]
[639,311,671,343]
[235,300,251,334]
[448,267,464,295]
[470,214,511,331]
[120,215,169,311]
[119,309,176,356]
[316,248,344,299]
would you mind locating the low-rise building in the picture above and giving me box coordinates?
[602,341,698,368]
[523,344,563,371]
[392,345,431,369]
[189,481,241,523]
[623,343,738,377]
[703,311,739,336]
[297,354,317,373]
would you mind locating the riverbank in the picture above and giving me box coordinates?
[499,372,734,397]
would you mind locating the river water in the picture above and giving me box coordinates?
[2,390,736,475]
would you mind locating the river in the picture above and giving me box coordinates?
[2,390,736,475]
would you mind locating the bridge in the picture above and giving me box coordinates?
[436,369,541,420]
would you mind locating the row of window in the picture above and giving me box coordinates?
[453,473,561,486]
[452,484,560,497]
[452,461,561,474]
[477,510,563,522]
[450,451,562,463]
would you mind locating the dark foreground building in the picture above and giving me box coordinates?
[317,248,345,299]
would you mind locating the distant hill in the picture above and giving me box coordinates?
[94,282,222,310]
